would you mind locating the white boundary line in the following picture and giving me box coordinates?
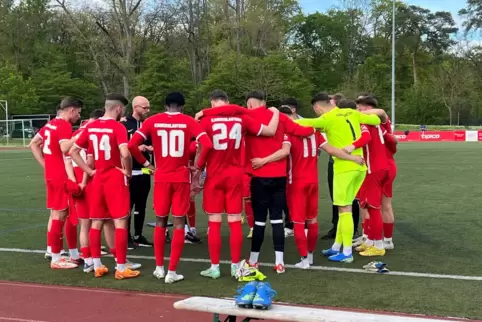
[1,247,482,282]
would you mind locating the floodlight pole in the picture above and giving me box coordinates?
[391,0,396,130]
[0,100,8,137]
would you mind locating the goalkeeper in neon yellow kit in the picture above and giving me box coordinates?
[295,93,385,263]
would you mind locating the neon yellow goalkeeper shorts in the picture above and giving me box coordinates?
[333,170,366,206]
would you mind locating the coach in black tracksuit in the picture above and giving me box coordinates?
[123,97,153,249]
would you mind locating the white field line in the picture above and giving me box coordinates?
[1,247,482,281]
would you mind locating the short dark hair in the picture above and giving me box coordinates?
[281,97,298,109]
[330,93,345,106]
[337,99,357,110]
[60,97,83,110]
[105,93,129,106]
[210,89,229,102]
[245,90,265,101]
[357,92,376,99]
[311,92,331,105]
[55,104,61,111]
[279,105,293,115]
[90,108,105,119]
[165,91,185,107]
[356,96,378,108]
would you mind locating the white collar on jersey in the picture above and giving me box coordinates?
[99,117,116,120]
[165,112,181,115]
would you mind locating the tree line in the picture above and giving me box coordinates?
[1,0,482,125]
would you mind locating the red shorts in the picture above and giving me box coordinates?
[154,182,190,217]
[357,170,388,208]
[89,169,130,220]
[45,180,69,211]
[203,176,243,215]
[286,182,318,223]
[242,174,251,199]
[73,183,91,219]
[383,161,397,198]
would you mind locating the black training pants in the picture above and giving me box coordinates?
[129,174,151,237]
[250,177,286,253]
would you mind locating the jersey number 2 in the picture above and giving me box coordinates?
[90,134,111,160]
[42,130,52,155]
[212,123,242,150]
[157,129,184,157]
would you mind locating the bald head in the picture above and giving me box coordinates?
[132,96,150,120]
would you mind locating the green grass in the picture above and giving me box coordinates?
[0,144,482,319]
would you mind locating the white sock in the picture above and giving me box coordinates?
[85,257,93,266]
[307,253,314,265]
[343,247,352,256]
[117,263,127,272]
[51,253,61,262]
[156,266,164,272]
[366,239,374,247]
[331,242,342,251]
[375,240,384,250]
[167,270,176,275]
[69,249,79,260]
[275,251,284,265]
[249,252,259,264]
[184,225,189,235]
[47,246,52,253]
[211,264,220,270]
[384,237,393,242]
[93,258,102,269]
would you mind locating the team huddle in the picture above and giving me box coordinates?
[29,89,397,284]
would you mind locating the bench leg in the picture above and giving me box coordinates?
[212,313,263,322]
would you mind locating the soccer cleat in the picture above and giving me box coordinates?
[153,267,165,279]
[359,246,386,257]
[44,250,69,260]
[165,272,184,284]
[190,227,197,236]
[51,258,78,269]
[68,257,84,266]
[83,262,94,273]
[133,235,153,247]
[115,267,140,280]
[126,259,142,270]
[355,243,369,252]
[284,228,294,238]
[383,240,394,250]
[328,253,354,263]
[364,261,390,273]
[252,282,277,310]
[200,267,221,279]
[246,260,259,269]
[94,265,109,278]
[247,228,253,239]
[321,248,339,257]
[353,235,365,247]
[185,232,201,244]
[294,258,310,270]
[235,281,258,308]
[273,264,285,274]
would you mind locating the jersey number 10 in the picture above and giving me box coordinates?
[157,129,184,157]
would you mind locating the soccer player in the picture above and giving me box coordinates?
[254,106,364,268]
[29,97,83,269]
[123,96,153,249]
[70,93,140,280]
[295,92,384,263]
[198,89,280,279]
[128,92,213,284]
[65,108,106,272]
[342,95,390,257]
[195,90,315,273]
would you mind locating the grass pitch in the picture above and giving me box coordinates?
[0,143,481,319]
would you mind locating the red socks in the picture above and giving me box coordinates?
[89,228,102,258]
[48,219,64,254]
[64,219,77,250]
[110,248,117,259]
[368,208,383,241]
[228,221,242,264]
[208,221,222,265]
[363,217,371,237]
[383,223,394,239]
[187,201,196,228]
[115,228,128,265]
[293,223,308,257]
[80,247,91,259]
[168,228,185,271]
[154,226,166,266]
[244,199,254,228]
[307,222,318,253]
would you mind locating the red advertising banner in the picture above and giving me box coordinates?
[454,131,466,141]
[393,131,456,142]
[478,130,482,141]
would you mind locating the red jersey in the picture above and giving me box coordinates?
[36,117,73,182]
[130,112,209,183]
[380,120,397,161]
[286,131,326,184]
[74,117,128,176]
[202,105,314,178]
[200,115,263,178]
[69,127,93,181]
[361,124,389,174]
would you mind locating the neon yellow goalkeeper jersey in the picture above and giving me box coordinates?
[295,107,380,174]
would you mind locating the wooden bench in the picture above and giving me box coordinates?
[173,297,455,322]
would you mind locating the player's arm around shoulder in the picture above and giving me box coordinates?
[251,135,291,170]
[359,109,387,125]
[247,107,279,137]
[321,142,364,165]
[285,113,315,137]
[294,114,325,130]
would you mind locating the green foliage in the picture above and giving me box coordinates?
[0,64,38,115]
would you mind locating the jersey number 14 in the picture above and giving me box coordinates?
[90,134,111,160]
